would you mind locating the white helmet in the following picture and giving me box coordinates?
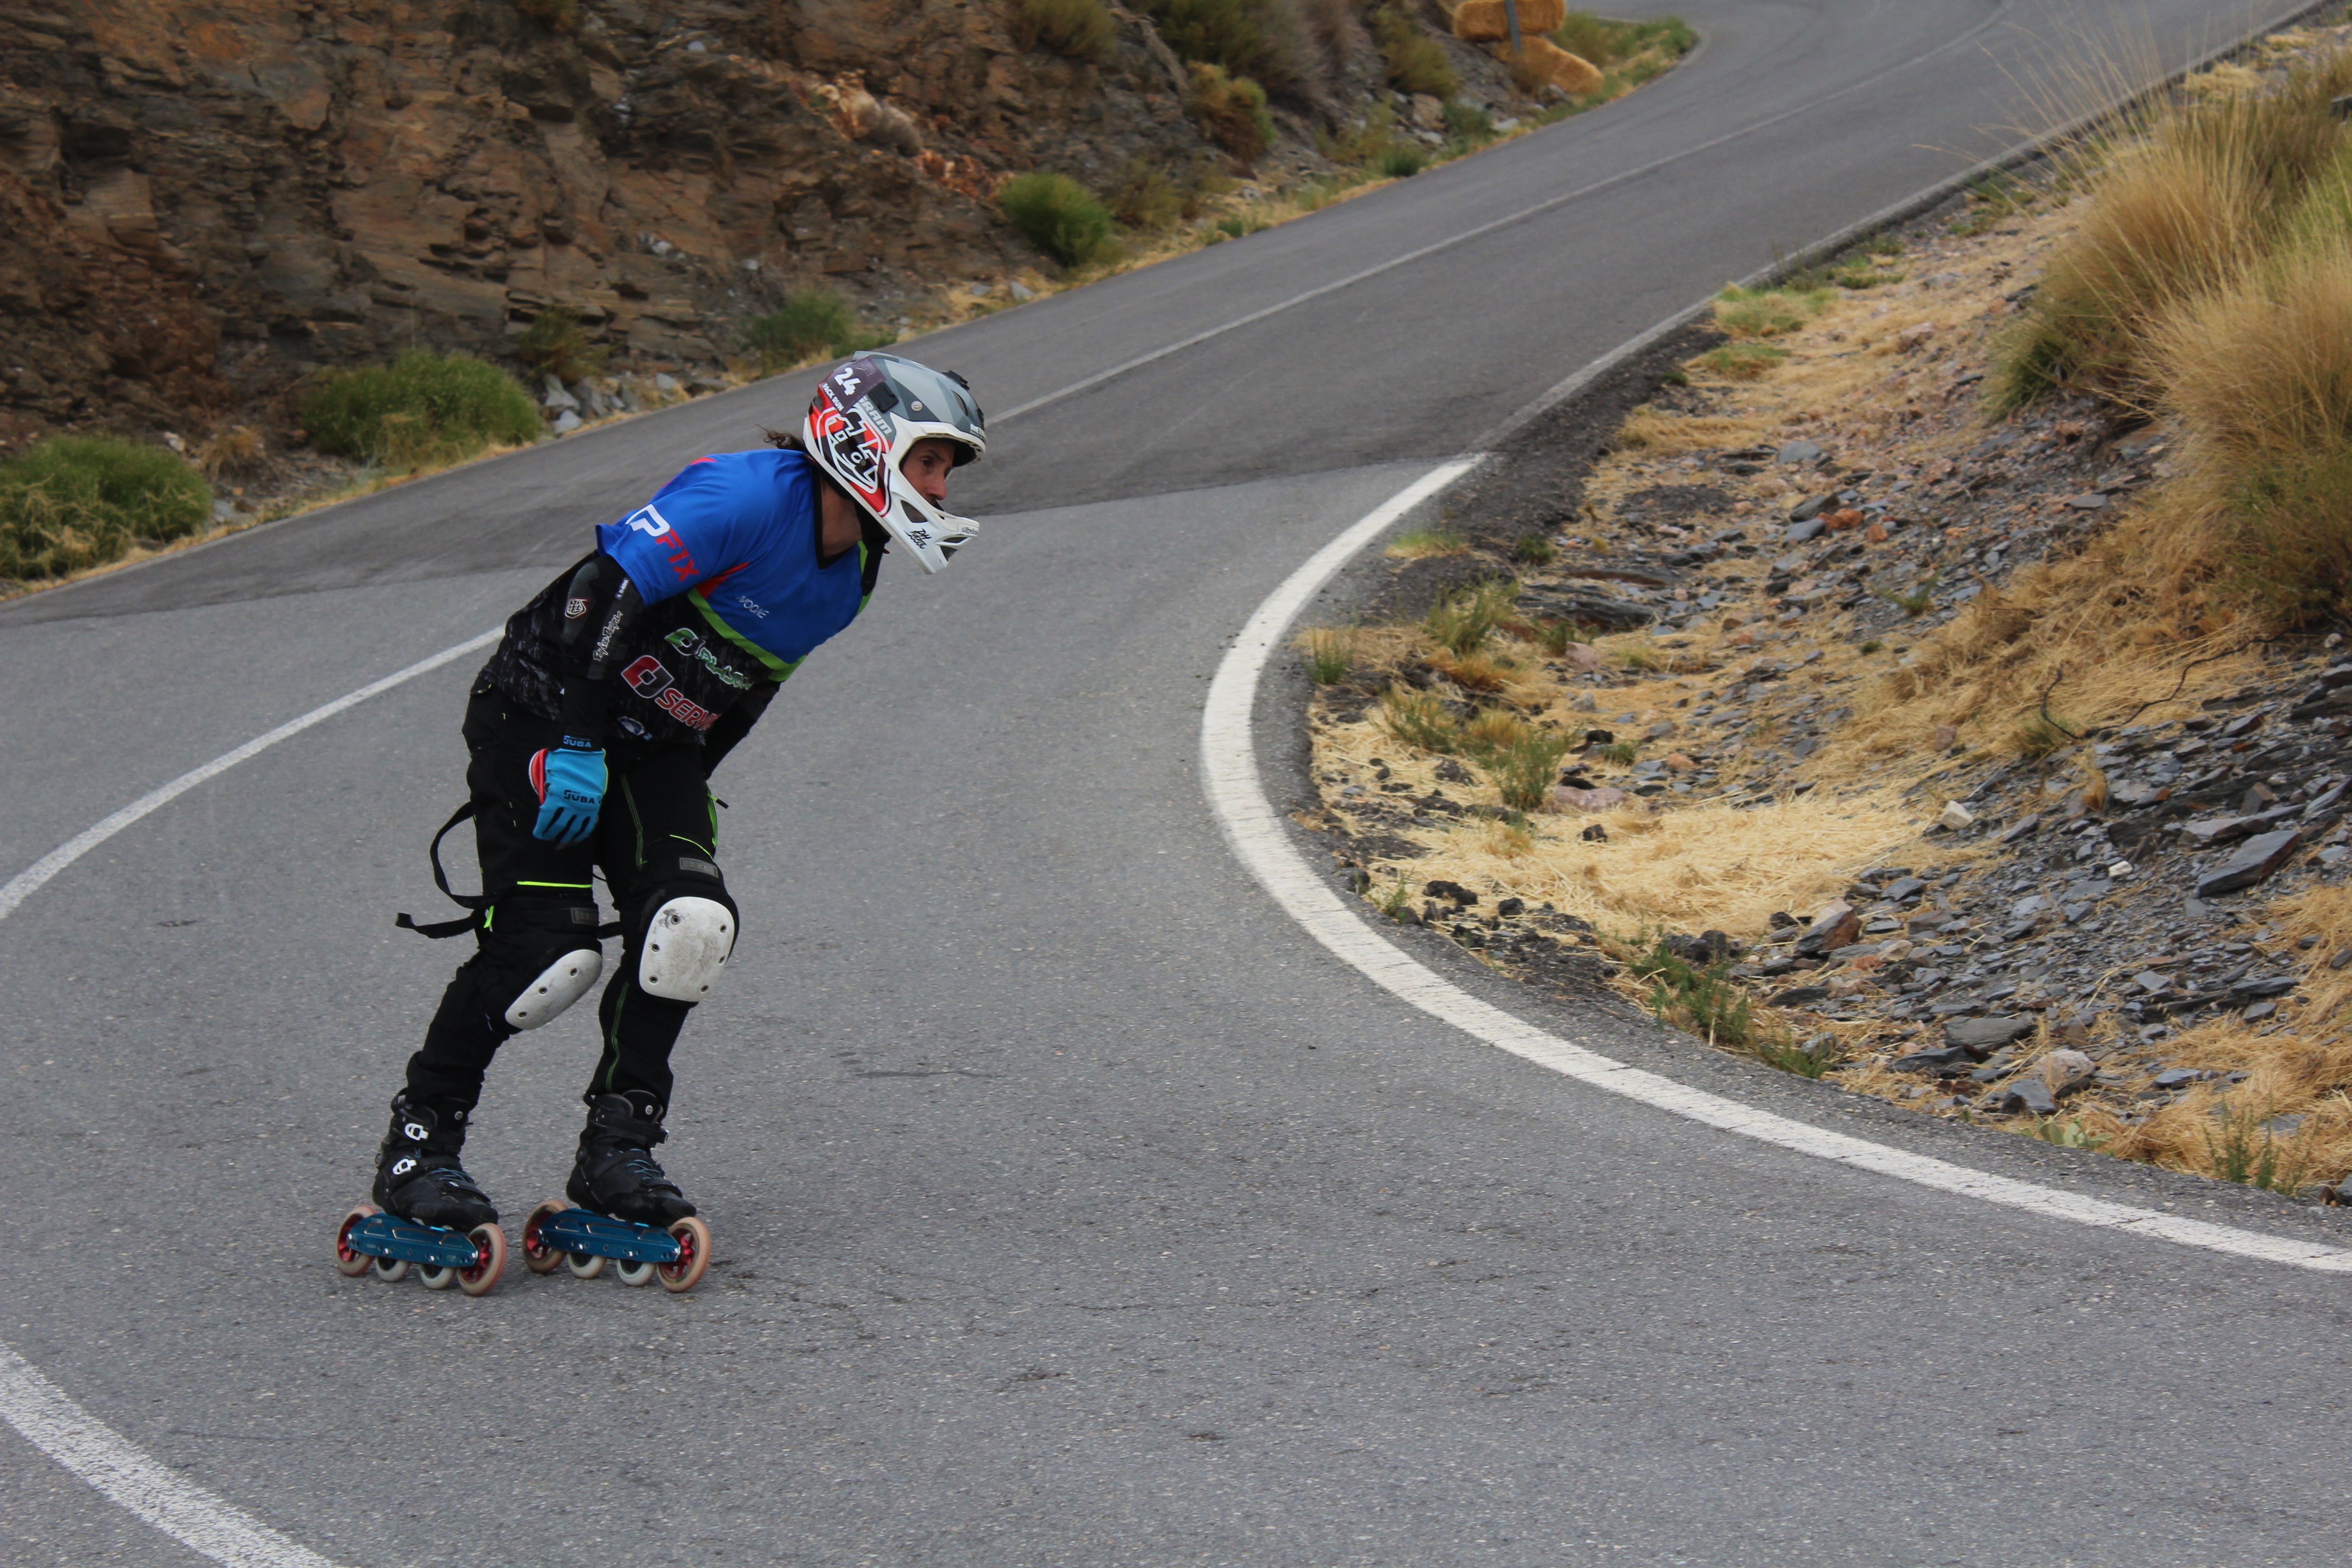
[803,353,986,573]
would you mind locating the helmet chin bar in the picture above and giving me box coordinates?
[875,468,980,575]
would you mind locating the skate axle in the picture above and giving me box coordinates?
[340,1211,491,1269]
[530,1206,683,1264]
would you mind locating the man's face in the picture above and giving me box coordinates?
[899,437,959,505]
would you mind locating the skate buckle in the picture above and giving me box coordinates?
[532,1207,683,1264]
[342,1211,490,1269]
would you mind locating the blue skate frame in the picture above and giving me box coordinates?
[342,1211,490,1269]
[534,1207,684,1264]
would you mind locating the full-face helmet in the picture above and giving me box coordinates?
[802,353,985,573]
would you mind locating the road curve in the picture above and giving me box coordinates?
[6,4,2348,1565]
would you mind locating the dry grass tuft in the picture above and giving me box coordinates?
[1995,49,2352,412]
[1386,526,1470,559]
[1614,408,1772,453]
[196,426,266,480]
[2153,242,2352,624]
[1410,788,1929,939]
[1820,518,2260,773]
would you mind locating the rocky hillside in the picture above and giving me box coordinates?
[0,0,1241,456]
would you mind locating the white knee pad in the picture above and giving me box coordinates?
[504,947,603,1030]
[639,897,735,1002]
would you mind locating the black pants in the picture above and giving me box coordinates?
[402,681,727,1116]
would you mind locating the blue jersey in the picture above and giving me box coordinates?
[597,449,869,679]
[483,448,879,744]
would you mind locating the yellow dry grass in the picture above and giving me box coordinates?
[1613,409,1771,454]
[1322,671,1937,939]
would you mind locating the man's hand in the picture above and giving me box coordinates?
[531,738,607,845]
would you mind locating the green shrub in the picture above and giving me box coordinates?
[513,306,608,385]
[1534,617,1591,655]
[1369,4,1457,97]
[742,290,867,371]
[1187,61,1275,161]
[0,435,212,580]
[1630,937,1758,1048]
[1553,12,1695,67]
[1479,726,1575,811]
[1104,158,1185,230]
[1376,142,1429,179]
[1441,98,1495,145]
[1301,625,1357,683]
[1138,0,1308,99]
[1714,283,1832,339]
[1426,578,1515,656]
[1000,172,1119,267]
[1699,343,1790,380]
[1510,532,1556,564]
[1381,687,1462,753]
[1015,0,1116,60]
[300,350,541,468]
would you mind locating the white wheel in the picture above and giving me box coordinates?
[615,1258,656,1288]
[567,1252,605,1279]
[419,1264,457,1290]
[371,1256,409,1283]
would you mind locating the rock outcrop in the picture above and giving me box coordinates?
[0,0,1227,453]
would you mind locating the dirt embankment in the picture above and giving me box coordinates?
[1299,23,2352,1202]
[0,0,1230,455]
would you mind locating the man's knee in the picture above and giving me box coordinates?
[472,899,604,1030]
[621,853,737,1004]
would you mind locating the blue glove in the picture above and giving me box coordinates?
[531,740,607,845]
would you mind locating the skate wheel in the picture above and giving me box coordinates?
[656,1216,711,1294]
[520,1200,567,1274]
[335,1204,379,1278]
[457,1223,506,1297]
[371,1255,409,1283]
[419,1264,457,1290]
[615,1257,656,1287]
[566,1252,605,1279]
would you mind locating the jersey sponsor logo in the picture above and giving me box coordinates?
[652,686,718,731]
[620,654,673,698]
[564,596,591,619]
[664,626,753,690]
[809,385,891,515]
[621,500,698,580]
[732,593,769,619]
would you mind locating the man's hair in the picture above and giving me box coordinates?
[762,428,805,452]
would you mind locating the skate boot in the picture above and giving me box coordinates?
[371,1093,499,1230]
[565,1091,696,1225]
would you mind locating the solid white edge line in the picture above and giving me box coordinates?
[1199,461,2352,1276]
[0,629,502,1568]
[0,1347,339,1568]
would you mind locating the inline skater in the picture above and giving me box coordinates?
[368,352,986,1235]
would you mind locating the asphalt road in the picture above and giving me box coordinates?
[6,4,2347,1565]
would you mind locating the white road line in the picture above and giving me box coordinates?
[996,1,2018,424]
[0,628,499,1567]
[0,1348,339,1568]
[0,630,500,923]
[1198,460,2352,1276]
